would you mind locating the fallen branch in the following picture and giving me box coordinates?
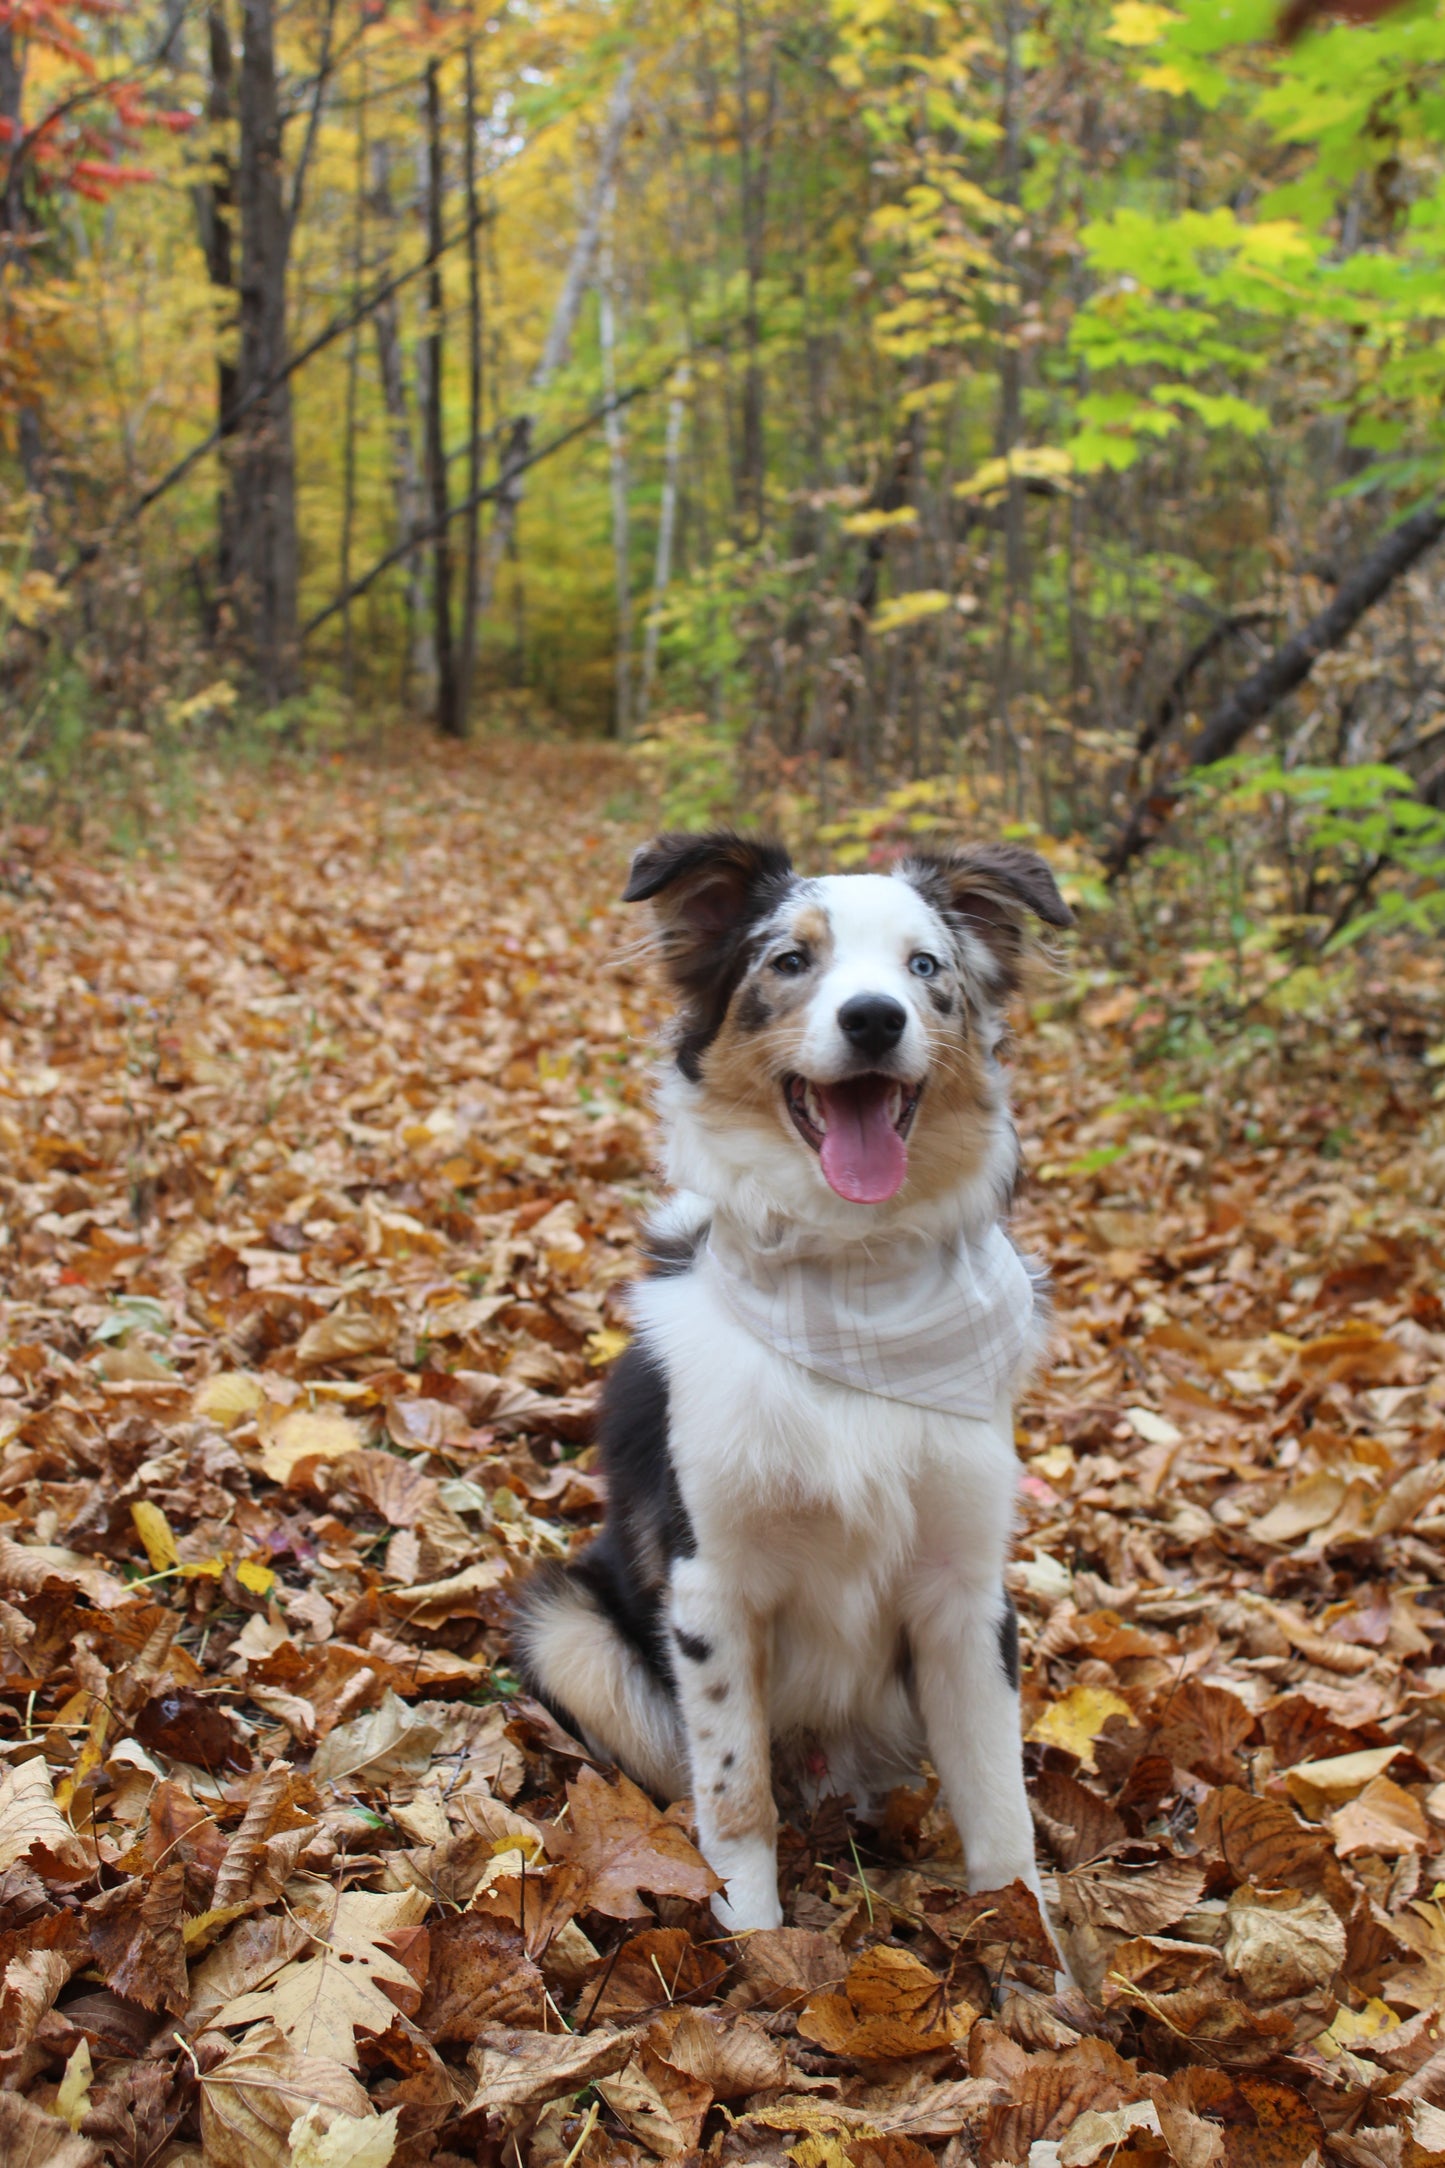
[1105,498,1445,880]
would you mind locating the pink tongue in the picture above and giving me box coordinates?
[817,1078,908,1204]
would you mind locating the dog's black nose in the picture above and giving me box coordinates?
[837,994,907,1058]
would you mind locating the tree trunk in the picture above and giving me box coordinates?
[637,364,687,729]
[476,53,634,620]
[339,42,366,697]
[0,18,24,240]
[599,193,633,736]
[1105,499,1445,878]
[193,6,240,614]
[457,27,484,731]
[423,57,459,736]
[732,0,775,540]
[994,0,1026,812]
[233,0,300,703]
[369,142,434,695]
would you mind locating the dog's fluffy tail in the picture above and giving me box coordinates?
[511,1563,687,1799]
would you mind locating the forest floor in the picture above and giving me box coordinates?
[2,739,1445,2168]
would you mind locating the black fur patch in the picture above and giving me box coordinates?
[926,983,954,1016]
[675,1628,713,1663]
[735,981,773,1032]
[997,1594,1020,1691]
[513,1338,693,1707]
[623,830,795,1080]
[642,1221,709,1277]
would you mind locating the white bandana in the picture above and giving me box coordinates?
[703,1217,1035,1419]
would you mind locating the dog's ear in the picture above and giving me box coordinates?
[624,831,793,936]
[903,843,1072,993]
[624,831,794,1079]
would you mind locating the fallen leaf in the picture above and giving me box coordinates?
[288,2104,400,2168]
[199,2024,372,2168]
[260,1409,365,1486]
[547,1765,723,1918]
[798,1944,975,2059]
[1333,1774,1431,1857]
[1027,1685,1138,1771]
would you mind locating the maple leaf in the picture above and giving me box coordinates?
[547,1765,723,1918]
[211,1889,430,2065]
[199,2024,373,2168]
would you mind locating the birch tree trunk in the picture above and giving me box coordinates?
[598,196,633,736]
[369,143,434,695]
[476,53,635,620]
[636,364,687,729]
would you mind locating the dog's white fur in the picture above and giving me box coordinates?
[517,857,1060,1936]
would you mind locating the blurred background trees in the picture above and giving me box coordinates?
[2,0,1444,953]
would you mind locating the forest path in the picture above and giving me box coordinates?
[0,742,1443,2161]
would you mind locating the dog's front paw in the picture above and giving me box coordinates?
[708,1843,784,1936]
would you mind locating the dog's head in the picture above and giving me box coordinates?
[625,830,1071,1227]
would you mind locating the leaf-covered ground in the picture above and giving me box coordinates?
[1,743,1444,2168]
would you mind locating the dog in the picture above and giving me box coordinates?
[513,829,1072,1936]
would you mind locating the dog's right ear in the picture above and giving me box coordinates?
[623,831,793,938]
[623,832,795,1079]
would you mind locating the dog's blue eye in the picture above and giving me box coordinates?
[772,950,809,976]
[909,953,941,979]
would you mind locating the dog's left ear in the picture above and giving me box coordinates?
[904,843,1073,992]
[623,830,793,937]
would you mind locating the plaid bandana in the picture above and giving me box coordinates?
[704,1217,1034,1420]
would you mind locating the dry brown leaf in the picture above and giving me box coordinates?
[213,1887,430,2063]
[307,1689,443,1786]
[412,1913,543,2041]
[646,2005,789,2097]
[1222,1884,1347,1998]
[1333,1775,1432,1857]
[464,2025,640,2112]
[198,2022,372,2168]
[294,1312,392,1367]
[730,1927,848,2013]
[797,1943,975,2059]
[0,2092,102,2168]
[597,2044,714,2156]
[0,1757,95,1881]
[578,1924,729,2020]
[85,1861,189,2015]
[547,1764,722,1918]
[1060,1853,1206,1937]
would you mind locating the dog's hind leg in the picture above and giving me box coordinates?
[512,1561,687,1798]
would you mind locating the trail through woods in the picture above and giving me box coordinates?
[1,745,1445,2168]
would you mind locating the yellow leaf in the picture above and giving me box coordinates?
[237,1557,277,1595]
[261,1408,365,1485]
[1027,1685,1137,1771]
[1319,1996,1399,2057]
[1139,62,1191,93]
[586,1327,631,1369]
[56,2038,93,2130]
[1285,1746,1401,1819]
[194,1371,265,1426]
[1106,0,1180,44]
[131,1501,180,1574]
[872,589,954,635]
[178,1556,228,1579]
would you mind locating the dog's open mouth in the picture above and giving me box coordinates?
[784,1073,922,1204]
